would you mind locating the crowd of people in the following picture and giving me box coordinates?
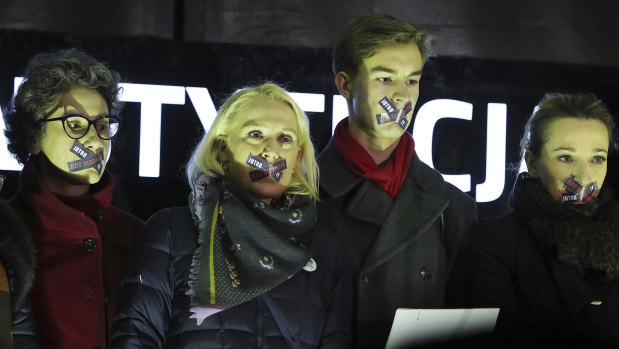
[0,12,617,349]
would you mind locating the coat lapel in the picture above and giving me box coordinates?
[361,177,448,273]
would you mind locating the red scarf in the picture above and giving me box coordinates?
[333,119,414,199]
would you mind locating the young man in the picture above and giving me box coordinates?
[318,14,477,347]
[3,48,143,348]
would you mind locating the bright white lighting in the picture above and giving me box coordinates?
[119,83,185,178]
[0,108,23,171]
[0,77,26,171]
[413,99,473,192]
[476,103,507,202]
[289,92,325,113]
[331,95,348,134]
[186,87,217,132]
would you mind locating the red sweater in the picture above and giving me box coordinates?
[9,161,143,349]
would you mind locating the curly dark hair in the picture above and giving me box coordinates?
[2,47,122,164]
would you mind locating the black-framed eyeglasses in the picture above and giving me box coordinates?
[43,113,122,140]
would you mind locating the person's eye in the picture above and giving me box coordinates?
[248,130,262,138]
[406,79,419,86]
[592,155,607,164]
[66,118,86,131]
[279,134,294,143]
[377,77,392,83]
[558,155,573,163]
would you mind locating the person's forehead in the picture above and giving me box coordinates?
[361,43,422,70]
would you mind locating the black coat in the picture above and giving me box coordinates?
[317,140,477,348]
[459,212,619,348]
[111,206,352,348]
[0,199,38,349]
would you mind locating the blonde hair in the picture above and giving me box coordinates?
[186,83,319,201]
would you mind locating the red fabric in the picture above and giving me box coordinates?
[333,119,415,199]
[9,161,143,349]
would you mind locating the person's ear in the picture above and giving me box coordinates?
[26,134,41,155]
[524,150,539,177]
[215,137,230,165]
[335,72,352,100]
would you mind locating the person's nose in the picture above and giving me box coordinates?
[82,124,105,152]
[260,138,281,162]
[391,81,410,107]
[573,161,593,186]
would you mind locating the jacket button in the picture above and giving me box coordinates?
[361,275,369,283]
[92,211,105,221]
[420,267,432,280]
[82,238,97,252]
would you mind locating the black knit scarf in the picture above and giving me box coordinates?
[511,173,619,281]
[186,179,315,324]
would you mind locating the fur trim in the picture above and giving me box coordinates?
[0,200,34,314]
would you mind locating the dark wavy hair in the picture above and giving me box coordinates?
[2,47,122,164]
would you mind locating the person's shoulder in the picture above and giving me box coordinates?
[107,205,144,224]
[472,213,522,242]
[409,156,476,209]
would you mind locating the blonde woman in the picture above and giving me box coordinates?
[112,83,351,348]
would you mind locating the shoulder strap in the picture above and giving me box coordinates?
[261,292,298,349]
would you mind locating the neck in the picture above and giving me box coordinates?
[34,156,90,196]
[348,121,400,165]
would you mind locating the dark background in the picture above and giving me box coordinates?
[1,1,618,220]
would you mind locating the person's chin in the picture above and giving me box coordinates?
[249,180,286,201]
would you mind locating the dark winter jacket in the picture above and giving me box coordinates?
[9,161,144,349]
[112,206,352,348]
[0,199,38,349]
[317,139,477,348]
[459,212,619,348]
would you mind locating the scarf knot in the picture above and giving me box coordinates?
[332,118,414,199]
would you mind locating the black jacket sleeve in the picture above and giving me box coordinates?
[111,209,179,348]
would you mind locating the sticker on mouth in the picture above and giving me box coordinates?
[245,154,287,182]
[375,96,413,130]
[66,140,104,174]
[560,176,598,203]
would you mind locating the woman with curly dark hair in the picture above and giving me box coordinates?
[2,47,143,348]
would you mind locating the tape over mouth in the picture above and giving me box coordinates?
[66,140,104,174]
[560,176,598,203]
[375,96,413,130]
[245,154,287,182]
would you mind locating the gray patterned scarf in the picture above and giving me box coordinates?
[186,179,315,324]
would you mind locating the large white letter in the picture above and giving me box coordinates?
[413,99,472,192]
[186,87,217,132]
[0,77,25,171]
[331,95,348,134]
[289,92,325,113]
[476,103,506,202]
[119,83,185,177]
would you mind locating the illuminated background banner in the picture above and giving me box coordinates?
[1,30,618,219]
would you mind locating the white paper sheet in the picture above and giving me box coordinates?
[385,308,499,348]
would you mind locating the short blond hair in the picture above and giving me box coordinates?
[186,83,319,201]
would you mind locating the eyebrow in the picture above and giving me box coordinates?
[240,121,298,135]
[369,65,422,76]
[552,146,608,153]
